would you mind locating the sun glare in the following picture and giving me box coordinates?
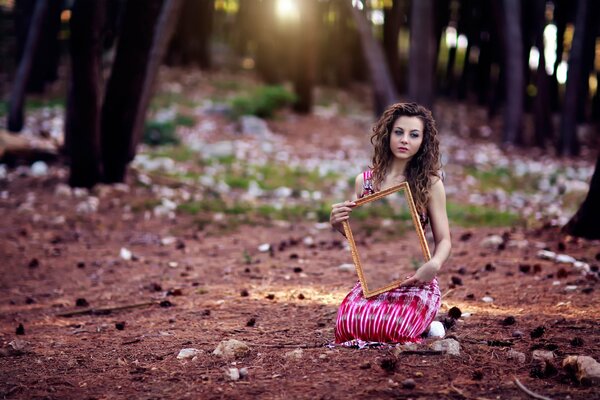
[276,0,299,21]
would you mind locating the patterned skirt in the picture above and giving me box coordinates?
[335,279,441,346]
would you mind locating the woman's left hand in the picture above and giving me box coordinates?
[398,260,441,287]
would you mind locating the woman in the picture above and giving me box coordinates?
[330,102,451,347]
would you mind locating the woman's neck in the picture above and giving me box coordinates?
[387,159,409,178]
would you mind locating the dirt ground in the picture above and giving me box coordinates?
[1,170,599,400]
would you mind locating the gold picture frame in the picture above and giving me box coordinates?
[341,182,431,298]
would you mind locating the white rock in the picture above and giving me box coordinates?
[481,296,494,303]
[507,240,529,249]
[225,367,240,381]
[537,250,556,260]
[507,349,526,364]
[274,186,293,198]
[427,321,446,338]
[239,367,249,378]
[338,263,355,273]
[555,254,577,264]
[285,348,304,360]
[430,339,460,356]
[240,115,272,138]
[120,247,132,261]
[161,236,177,246]
[73,187,89,198]
[0,164,6,180]
[212,339,250,358]
[303,236,315,246]
[258,243,271,252]
[563,355,600,385]
[30,161,48,177]
[533,350,555,364]
[76,196,99,214]
[54,183,72,197]
[177,348,201,360]
[564,285,578,292]
[480,235,503,249]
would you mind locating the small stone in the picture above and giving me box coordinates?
[414,371,424,378]
[16,323,25,335]
[30,161,48,177]
[484,263,495,271]
[537,250,556,260]
[338,263,355,272]
[555,254,576,264]
[563,355,600,385]
[285,348,304,360]
[159,300,173,307]
[459,232,472,241]
[429,339,460,356]
[213,339,250,358]
[246,318,256,327]
[530,326,545,339]
[120,247,132,261]
[297,293,305,300]
[293,267,303,273]
[402,378,416,389]
[359,362,371,369]
[450,276,463,285]
[571,337,584,347]
[564,285,578,292]
[519,264,531,273]
[379,358,397,373]
[225,368,240,381]
[501,316,516,326]
[75,298,89,307]
[481,296,494,303]
[160,236,177,246]
[480,235,503,249]
[303,236,315,247]
[507,349,526,364]
[115,322,126,330]
[265,293,275,300]
[28,258,39,268]
[447,307,462,319]
[240,289,249,297]
[427,321,445,338]
[77,261,85,269]
[239,367,249,378]
[177,348,201,360]
[258,243,270,252]
[512,330,524,338]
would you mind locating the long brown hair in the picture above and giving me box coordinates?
[370,102,441,214]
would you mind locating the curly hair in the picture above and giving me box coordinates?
[369,102,441,215]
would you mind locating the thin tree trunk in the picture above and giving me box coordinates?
[66,0,106,188]
[166,0,213,69]
[562,154,600,239]
[129,0,183,161]
[100,0,163,183]
[347,2,397,115]
[501,0,524,145]
[7,0,48,132]
[558,0,590,157]
[383,0,403,92]
[293,0,318,113]
[532,0,552,148]
[408,0,436,109]
[256,0,280,84]
[28,0,62,93]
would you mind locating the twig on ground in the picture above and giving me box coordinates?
[514,377,553,400]
[442,288,454,299]
[57,301,156,317]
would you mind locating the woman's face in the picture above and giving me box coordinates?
[389,116,424,161]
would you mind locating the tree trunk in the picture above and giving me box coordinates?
[558,0,590,157]
[562,154,600,239]
[7,0,48,132]
[501,0,524,145]
[256,0,281,84]
[408,0,436,109]
[28,0,62,93]
[532,0,552,148]
[129,0,183,161]
[383,0,403,92]
[66,0,106,188]
[100,0,163,183]
[166,0,213,69]
[293,0,318,113]
[347,2,398,115]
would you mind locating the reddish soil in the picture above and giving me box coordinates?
[1,171,599,400]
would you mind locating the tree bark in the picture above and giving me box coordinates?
[100,0,164,183]
[66,0,106,188]
[348,2,398,115]
[7,0,48,132]
[408,0,436,109]
[293,0,318,113]
[532,0,552,148]
[256,0,281,84]
[383,0,403,92]
[166,0,213,69]
[501,0,524,145]
[129,0,183,161]
[28,0,62,93]
[562,154,600,239]
[558,0,590,157]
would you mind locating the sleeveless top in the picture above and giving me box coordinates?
[361,170,429,228]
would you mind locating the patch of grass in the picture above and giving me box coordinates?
[230,85,297,119]
[143,114,194,146]
[148,145,197,162]
[465,166,541,193]
[447,201,521,227]
[0,98,65,115]
[255,163,334,192]
[150,92,197,111]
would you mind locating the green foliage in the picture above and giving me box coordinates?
[148,145,196,162]
[143,120,180,146]
[465,166,540,194]
[447,202,521,227]
[230,85,297,118]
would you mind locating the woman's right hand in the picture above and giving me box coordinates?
[330,200,356,227]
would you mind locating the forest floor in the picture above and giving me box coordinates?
[1,69,600,399]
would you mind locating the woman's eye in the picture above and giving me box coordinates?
[410,132,419,138]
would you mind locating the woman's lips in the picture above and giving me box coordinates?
[398,147,408,152]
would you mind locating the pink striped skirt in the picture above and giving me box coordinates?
[335,279,441,346]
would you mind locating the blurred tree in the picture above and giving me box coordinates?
[501,0,524,145]
[293,0,318,113]
[8,0,48,132]
[383,0,404,93]
[558,0,591,156]
[100,0,164,183]
[563,153,600,238]
[166,0,213,69]
[256,0,281,84]
[348,1,397,115]
[408,0,435,109]
[65,0,106,187]
[532,0,552,148]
